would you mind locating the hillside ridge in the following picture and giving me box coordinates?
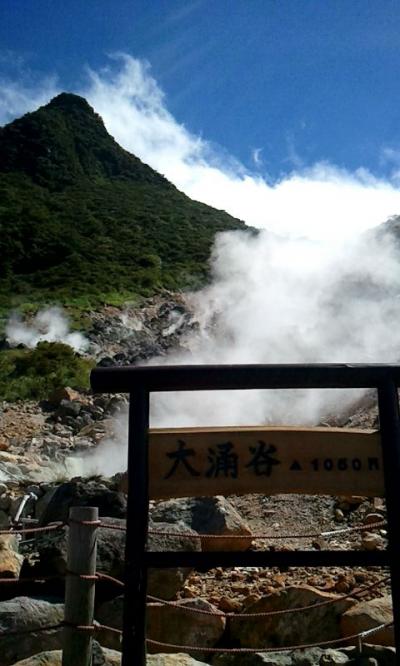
[0,93,248,314]
[0,92,170,189]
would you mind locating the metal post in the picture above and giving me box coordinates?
[62,506,98,666]
[377,380,400,659]
[121,389,150,666]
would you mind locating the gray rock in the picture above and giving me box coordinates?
[97,595,225,660]
[229,586,354,649]
[0,596,64,666]
[341,644,396,665]
[95,595,124,650]
[340,595,394,646]
[0,508,10,527]
[9,642,123,666]
[38,479,127,524]
[35,518,200,599]
[34,518,127,581]
[147,520,202,599]
[212,648,350,665]
[147,655,208,665]
[150,496,252,551]
[35,486,58,521]
[147,597,226,661]
[56,399,83,418]
[212,653,293,665]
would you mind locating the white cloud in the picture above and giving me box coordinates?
[251,147,263,167]
[2,53,400,241]
[80,55,400,241]
[0,57,59,126]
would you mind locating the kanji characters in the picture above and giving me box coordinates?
[206,441,238,478]
[245,440,281,476]
[164,439,201,479]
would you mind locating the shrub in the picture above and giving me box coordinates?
[0,341,94,401]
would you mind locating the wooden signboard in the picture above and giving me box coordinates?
[143,426,384,499]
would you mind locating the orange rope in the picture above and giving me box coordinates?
[146,621,394,654]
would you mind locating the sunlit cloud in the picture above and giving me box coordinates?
[1,53,400,241]
[80,55,400,241]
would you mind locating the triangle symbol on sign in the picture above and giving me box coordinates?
[290,460,302,471]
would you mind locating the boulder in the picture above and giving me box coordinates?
[0,535,24,578]
[97,595,224,659]
[35,518,200,600]
[341,643,396,665]
[340,595,394,646]
[147,520,202,599]
[95,596,124,651]
[150,497,252,551]
[0,509,11,528]
[13,646,207,665]
[35,487,58,522]
[48,386,83,406]
[212,648,350,664]
[9,642,122,666]
[147,598,226,661]
[38,479,127,524]
[148,655,208,665]
[55,399,83,419]
[229,585,354,649]
[0,596,63,666]
[34,519,126,581]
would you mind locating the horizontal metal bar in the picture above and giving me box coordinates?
[145,550,389,568]
[91,364,400,393]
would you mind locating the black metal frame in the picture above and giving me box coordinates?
[90,364,400,665]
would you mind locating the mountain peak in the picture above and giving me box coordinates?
[0,94,247,310]
[0,92,168,190]
[46,92,96,112]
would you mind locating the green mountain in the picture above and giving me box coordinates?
[0,93,247,314]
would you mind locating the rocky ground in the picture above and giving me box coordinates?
[0,293,396,664]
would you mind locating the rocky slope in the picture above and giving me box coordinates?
[0,293,394,664]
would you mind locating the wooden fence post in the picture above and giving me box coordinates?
[62,506,99,666]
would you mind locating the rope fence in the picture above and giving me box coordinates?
[101,518,388,540]
[146,621,395,655]
[0,511,393,663]
[0,569,390,619]
[0,619,394,654]
[0,521,65,536]
[147,574,391,618]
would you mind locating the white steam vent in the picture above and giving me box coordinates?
[5,306,88,353]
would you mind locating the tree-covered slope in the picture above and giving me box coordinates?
[0,93,247,312]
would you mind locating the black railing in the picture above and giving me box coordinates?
[91,363,400,665]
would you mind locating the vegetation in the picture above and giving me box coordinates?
[0,93,248,316]
[0,342,94,401]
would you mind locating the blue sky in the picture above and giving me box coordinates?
[2,1,400,239]
[2,0,400,177]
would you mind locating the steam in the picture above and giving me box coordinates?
[66,411,129,479]
[5,307,88,353]
[73,225,400,478]
[146,226,400,429]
